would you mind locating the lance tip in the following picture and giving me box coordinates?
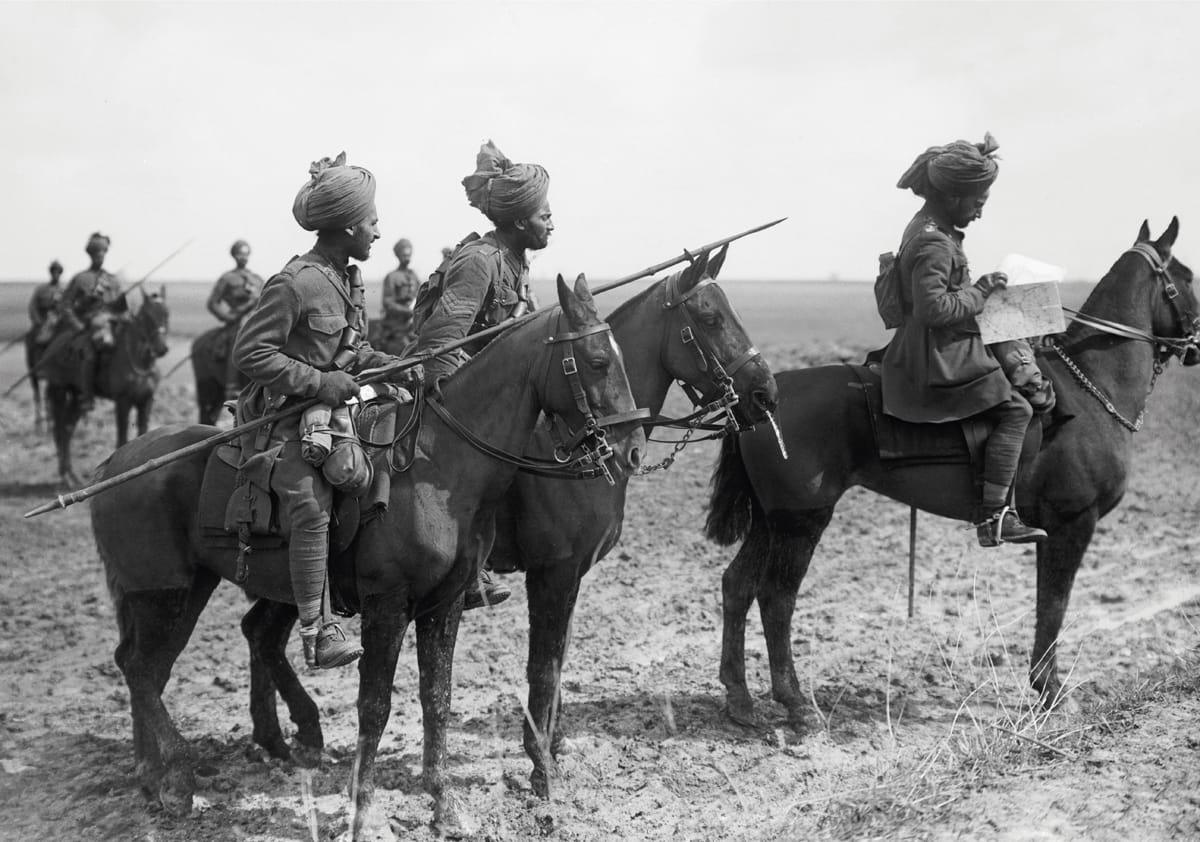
[23,494,68,518]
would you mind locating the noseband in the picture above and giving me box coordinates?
[660,273,762,435]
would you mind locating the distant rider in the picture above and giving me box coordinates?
[206,239,264,398]
[57,232,125,413]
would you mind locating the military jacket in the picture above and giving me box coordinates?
[880,207,1010,423]
[411,231,531,381]
[60,268,122,324]
[233,250,394,418]
[209,268,264,323]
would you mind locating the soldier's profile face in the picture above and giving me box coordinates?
[520,201,554,251]
[348,206,381,261]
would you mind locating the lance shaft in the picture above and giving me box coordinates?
[24,218,785,518]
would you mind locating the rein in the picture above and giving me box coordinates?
[1046,243,1198,433]
[423,316,649,486]
[120,306,168,378]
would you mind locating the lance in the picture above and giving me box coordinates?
[163,353,193,380]
[23,218,785,518]
[0,331,28,356]
[3,240,193,399]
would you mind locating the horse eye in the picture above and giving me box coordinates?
[588,357,609,372]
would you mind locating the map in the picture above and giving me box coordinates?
[978,253,1067,344]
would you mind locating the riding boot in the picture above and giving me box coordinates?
[463,568,511,611]
[975,481,1046,547]
[291,530,361,668]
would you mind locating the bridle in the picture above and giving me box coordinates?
[122,298,169,377]
[654,272,763,436]
[425,313,649,486]
[1046,243,1200,432]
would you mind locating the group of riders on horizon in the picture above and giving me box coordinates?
[23,133,1060,670]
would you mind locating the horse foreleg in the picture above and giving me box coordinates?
[524,562,583,800]
[415,597,468,837]
[720,515,773,728]
[31,376,43,434]
[351,590,410,842]
[51,390,80,487]
[119,574,218,816]
[136,396,153,438]
[1032,508,1097,710]
[757,508,831,731]
[115,399,132,447]
[241,599,322,763]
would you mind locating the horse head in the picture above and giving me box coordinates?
[659,246,778,427]
[1133,217,1200,366]
[136,286,171,359]
[543,272,648,476]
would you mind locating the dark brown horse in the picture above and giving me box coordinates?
[705,219,1200,729]
[189,323,247,424]
[90,274,647,839]
[489,247,778,798]
[42,290,170,485]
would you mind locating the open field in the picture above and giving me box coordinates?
[1,278,1198,841]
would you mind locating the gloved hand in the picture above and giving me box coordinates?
[316,370,360,407]
[403,363,424,391]
[974,272,1008,298]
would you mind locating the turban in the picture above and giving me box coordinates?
[462,140,549,224]
[230,239,250,256]
[897,132,1000,198]
[292,151,377,232]
[86,232,111,253]
[49,260,63,272]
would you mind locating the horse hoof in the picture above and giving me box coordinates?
[530,768,552,801]
[290,739,323,769]
[724,697,759,729]
[432,792,477,839]
[159,769,196,817]
[347,804,398,842]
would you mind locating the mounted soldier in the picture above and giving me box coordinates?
[377,237,421,353]
[29,259,65,345]
[232,152,414,670]
[410,139,552,608]
[206,239,264,399]
[879,132,1048,547]
[56,232,126,413]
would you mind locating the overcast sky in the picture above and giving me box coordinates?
[4,1,1199,285]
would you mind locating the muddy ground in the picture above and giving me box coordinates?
[1,340,1199,841]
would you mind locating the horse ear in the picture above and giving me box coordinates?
[1156,216,1180,252]
[707,244,729,280]
[678,250,711,293]
[557,272,590,327]
[1137,220,1152,242]
[160,284,166,300]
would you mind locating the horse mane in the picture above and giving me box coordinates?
[450,306,556,378]
[606,276,665,322]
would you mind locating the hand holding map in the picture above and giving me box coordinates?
[977,253,1067,343]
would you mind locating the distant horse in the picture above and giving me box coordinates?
[706,219,1200,728]
[240,248,781,801]
[23,329,50,433]
[189,323,247,424]
[90,274,647,839]
[42,290,170,486]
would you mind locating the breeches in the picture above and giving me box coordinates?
[271,445,332,625]
[978,394,1033,491]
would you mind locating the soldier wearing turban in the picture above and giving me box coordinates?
[233,152,413,670]
[379,237,421,352]
[28,259,65,344]
[57,232,125,412]
[880,132,1047,548]
[408,140,554,610]
[206,239,264,398]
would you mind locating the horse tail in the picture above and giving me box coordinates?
[705,434,762,546]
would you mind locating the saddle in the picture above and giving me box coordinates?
[195,388,422,614]
[847,364,1042,472]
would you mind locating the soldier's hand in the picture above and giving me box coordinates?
[316,370,361,406]
[974,272,1008,298]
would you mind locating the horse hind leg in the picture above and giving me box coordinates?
[115,571,219,815]
[757,508,833,731]
[240,598,323,764]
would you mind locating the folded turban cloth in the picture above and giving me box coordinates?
[462,140,550,224]
[292,151,377,232]
[86,232,111,252]
[897,132,1000,198]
